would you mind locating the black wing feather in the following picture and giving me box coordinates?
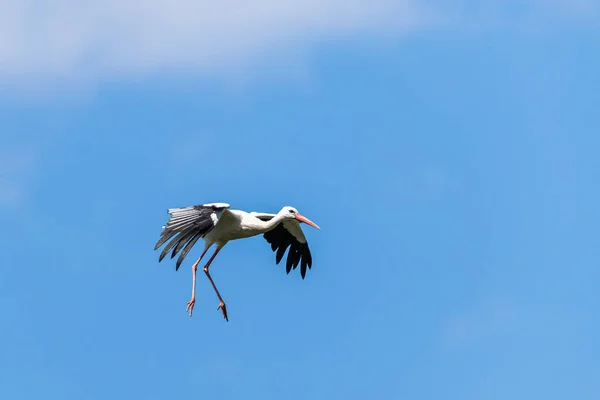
[170,230,195,260]
[275,245,288,264]
[176,232,203,270]
[159,230,189,262]
[154,228,179,250]
[263,222,313,279]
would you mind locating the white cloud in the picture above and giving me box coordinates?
[0,0,597,93]
[0,1,428,87]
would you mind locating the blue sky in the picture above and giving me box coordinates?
[1,1,599,399]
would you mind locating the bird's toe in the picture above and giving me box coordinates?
[186,299,195,317]
[217,303,228,321]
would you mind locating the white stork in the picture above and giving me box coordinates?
[154,203,320,321]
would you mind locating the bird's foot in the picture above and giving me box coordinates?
[217,301,228,322]
[186,298,195,317]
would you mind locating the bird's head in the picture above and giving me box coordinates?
[280,206,321,230]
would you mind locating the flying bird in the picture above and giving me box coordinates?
[154,202,320,321]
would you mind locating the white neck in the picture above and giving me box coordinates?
[253,212,287,233]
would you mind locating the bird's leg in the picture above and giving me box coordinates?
[202,247,229,321]
[186,248,209,317]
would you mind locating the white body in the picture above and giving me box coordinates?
[204,209,274,245]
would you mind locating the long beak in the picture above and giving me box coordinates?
[295,213,321,230]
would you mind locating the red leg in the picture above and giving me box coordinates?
[202,247,229,321]
[185,247,209,317]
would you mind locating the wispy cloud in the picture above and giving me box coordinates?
[0,1,597,94]
[0,1,428,89]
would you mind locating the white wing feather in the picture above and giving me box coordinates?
[250,212,307,244]
[281,220,307,244]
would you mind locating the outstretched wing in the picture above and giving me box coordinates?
[155,203,230,270]
[252,212,313,279]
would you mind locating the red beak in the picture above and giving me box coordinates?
[295,213,321,230]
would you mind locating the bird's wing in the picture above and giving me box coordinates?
[250,212,276,220]
[155,203,230,270]
[252,213,313,279]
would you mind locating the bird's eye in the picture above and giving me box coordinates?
[290,210,295,214]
